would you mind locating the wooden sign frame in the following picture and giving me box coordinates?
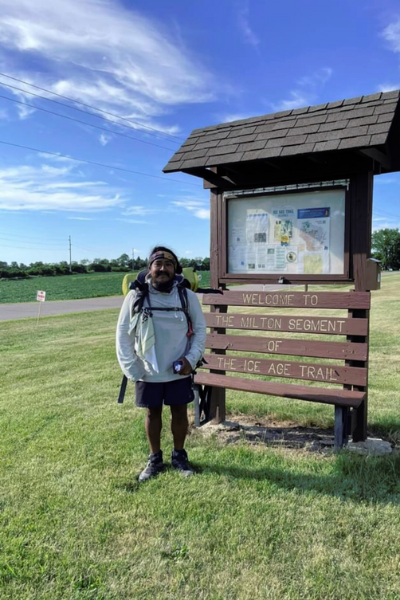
[206,172,373,443]
[221,184,351,284]
[212,176,372,286]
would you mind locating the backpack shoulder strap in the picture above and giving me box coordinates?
[129,280,150,316]
[177,284,189,314]
[177,284,193,337]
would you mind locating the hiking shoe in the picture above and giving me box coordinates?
[138,450,165,482]
[171,449,195,476]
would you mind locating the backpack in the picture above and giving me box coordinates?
[117,270,222,404]
[117,277,193,404]
[130,275,193,337]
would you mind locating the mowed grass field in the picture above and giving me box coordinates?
[0,273,399,600]
[0,271,212,304]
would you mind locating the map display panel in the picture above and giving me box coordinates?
[227,189,346,275]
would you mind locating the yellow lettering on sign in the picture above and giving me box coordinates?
[330,320,345,333]
[304,294,319,306]
[259,317,282,330]
[264,294,294,306]
[287,318,346,334]
[243,293,253,304]
[300,365,339,381]
[268,362,290,376]
[243,359,261,373]
[222,358,236,370]
[267,340,282,353]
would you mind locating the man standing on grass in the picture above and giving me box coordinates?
[116,246,206,482]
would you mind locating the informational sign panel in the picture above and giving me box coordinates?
[36,290,46,302]
[227,189,346,275]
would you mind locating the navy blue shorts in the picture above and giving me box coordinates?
[135,377,194,409]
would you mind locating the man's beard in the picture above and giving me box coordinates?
[151,276,174,292]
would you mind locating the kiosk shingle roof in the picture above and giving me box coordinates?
[163,90,400,173]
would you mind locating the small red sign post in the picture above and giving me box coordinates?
[36,290,46,324]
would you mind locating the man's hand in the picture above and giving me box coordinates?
[176,357,192,376]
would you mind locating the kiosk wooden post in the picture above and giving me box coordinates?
[164,90,400,445]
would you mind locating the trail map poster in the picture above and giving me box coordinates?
[227,189,345,275]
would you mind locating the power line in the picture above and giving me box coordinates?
[0,234,66,248]
[0,232,102,250]
[0,73,185,143]
[0,92,177,152]
[0,230,67,244]
[0,242,67,251]
[0,139,201,187]
[373,209,400,220]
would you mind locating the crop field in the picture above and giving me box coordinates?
[0,273,399,599]
[0,271,211,304]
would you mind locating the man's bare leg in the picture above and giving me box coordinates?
[145,406,163,454]
[170,404,188,450]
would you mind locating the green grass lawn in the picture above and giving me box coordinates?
[0,271,211,304]
[0,273,399,600]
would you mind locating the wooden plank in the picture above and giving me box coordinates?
[202,352,367,386]
[349,172,372,442]
[205,333,368,360]
[182,167,237,188]
[334,406,349,449]
[205,313,369,336]
[194,372,365,408]
[202,290,371,309]
[209,189,226,423]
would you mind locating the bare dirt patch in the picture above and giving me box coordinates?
[193,415,395,454]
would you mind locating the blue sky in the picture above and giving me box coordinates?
[0,0,400,265]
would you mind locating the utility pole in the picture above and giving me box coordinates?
[69,235,72,272]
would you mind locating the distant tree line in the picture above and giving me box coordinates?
[371,228,400,270]
[0,254,211,279]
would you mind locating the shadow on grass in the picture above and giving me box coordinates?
[193,452,400,504]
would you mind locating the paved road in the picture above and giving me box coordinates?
[0,296,124,322]
[0,284,287,322]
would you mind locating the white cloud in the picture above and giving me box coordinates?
[382,18,400,52]
[0,0,215,129]
[296,68,332,88]
[372,213,400,230]
[99,133,112,146]
[236,1,260,48]
[193,209,210,219]
[272,67,333,112]
[273,91,310,112]
[67,216,96,220]
[220,112,254,123]
[379,19,400,92]
[185,250,193,255]
[0,161,123,211]
[172,198,210,219]
[122,205,157,216]
[375,176,400,185]
[116,218,148,224]
[378,83,399,92]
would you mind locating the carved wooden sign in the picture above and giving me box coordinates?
[205,313,368,336]
[202,291,371,309]
[202,353,367,386]
[205,333,368,361]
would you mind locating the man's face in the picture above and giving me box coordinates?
[149,258,175,290]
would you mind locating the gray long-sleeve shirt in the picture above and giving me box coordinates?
[116,282,206,383]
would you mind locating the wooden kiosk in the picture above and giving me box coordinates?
[163,90,400,447]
